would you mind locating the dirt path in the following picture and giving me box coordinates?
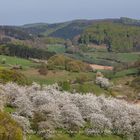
[89,64,113,71]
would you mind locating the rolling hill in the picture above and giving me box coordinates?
[0,17,140,41]
[21,17,140,39]
[0,17,140,53]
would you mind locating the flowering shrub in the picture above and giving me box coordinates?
[0,83,140,139]
[12,114,31,133]
[96,77,112,89]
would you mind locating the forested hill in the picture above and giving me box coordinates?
[21,17,140,39]
[0,17,140,52]
[119,17,140,26]
[0,26,33,40]
[79,22,140,52]
[0,17,140,41]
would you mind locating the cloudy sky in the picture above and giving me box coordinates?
[0,0,139,25]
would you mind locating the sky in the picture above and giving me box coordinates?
[0,0,140,25]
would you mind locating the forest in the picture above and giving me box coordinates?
[79,22,140,52]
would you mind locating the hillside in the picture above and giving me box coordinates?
[21,17,140,40]
[0,26,33,40]
[0,18,140,140]
[21,19,118,39]
[79,22,140,52]
[0,17,139,41]
[21,17,140,53]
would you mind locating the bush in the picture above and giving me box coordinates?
[66,61,81,72]
[1,58,6,64]
[76,74,90,84]
[47,54,68,70]
[47,54,92,72]
[59,81,71,91]
[0,111,23,140]
[0,67,31,85]
[38,64,48,76]
[75,83,95,93]
[96,77,112,89]
[131,77,140,92]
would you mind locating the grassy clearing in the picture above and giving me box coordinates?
[4,106,16,114]
[26,134,43,140]
[116,53,140,62]
[67,52,140,66]
[22,69,107,95]
[71,83,106,95]
[104,68,138,79]
[22,69,96,85]
[47,45,66,53]
[114,68,138,77]
[52,134,124,140]
[88,52,140,63]
[26,134,124,140]
[0,55,38,70]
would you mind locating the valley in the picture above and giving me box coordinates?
[0,17,140,140]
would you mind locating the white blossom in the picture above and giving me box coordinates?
[0,82,140,139]
[60,103,85,129]
[12,114,31,133]
[96,77,111,89]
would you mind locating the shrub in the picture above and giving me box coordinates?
[95,77,111,89]
[131,77,140,92]
[0,111,23,140]
[74,83,96,94]
[47,54,92,72]
[76,74,90,84]
[38,64,48,76]
[0,67,31,85]
[66,60,81,72]
[47,54,68,70]
[59,81,71,91]
[1,58,6,64]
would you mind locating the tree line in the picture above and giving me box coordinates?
[0,43,55,59]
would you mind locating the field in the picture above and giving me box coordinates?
[67,52,140,66]
[52,134,124,140]
[26,134,124,140]
[47,45,66,53]
[0,55,38,70]
[0,53,139,97]
[22,69,95,84]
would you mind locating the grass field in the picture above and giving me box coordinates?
[26,134,124,140]
[22,69,96,85]
[4,106,16,114]
[67,52,140,66]
[87,52,140,63]
[27,134,43,140]
[105,68,138,79]
[71,83,107,95]
[47,45,66,53]
[0,54,138,98]
[52,134,124,140]
[0,55,38,69]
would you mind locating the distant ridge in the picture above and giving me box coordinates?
[0,17,140,40]
[20,17,140,39]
